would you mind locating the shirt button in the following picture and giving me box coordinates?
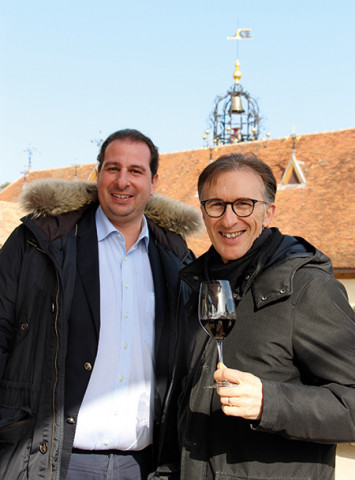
[125,284,129,289]
[125,313,128,318]
[66,417,75,425]
[84,362,92,371]
[120,376,124,382]
[117,233,121,238]
[123,343,128,349]
[124,256,128,261]
[104,440,110,446]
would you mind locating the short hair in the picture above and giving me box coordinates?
[197,152,277,203]
[97,129,159,178]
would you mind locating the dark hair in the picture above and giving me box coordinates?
[198,152,277,203]
[97,129,159,178]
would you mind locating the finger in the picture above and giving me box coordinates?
[220,396,234,407]
[217,383,240,397]
[222,404,240,416]
[221,367,244,383]
[214,366,242,383]
[222,404,262,420]
[214,373,240,386]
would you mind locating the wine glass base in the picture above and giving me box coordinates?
[204,380,236,389]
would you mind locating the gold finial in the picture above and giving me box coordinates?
[233,59,242,85]
[228,28,251,85]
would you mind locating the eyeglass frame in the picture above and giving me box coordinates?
[200,197,269,218]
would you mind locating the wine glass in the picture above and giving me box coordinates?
[198,280,237,388]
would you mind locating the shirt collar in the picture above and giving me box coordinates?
[95,205,149,250]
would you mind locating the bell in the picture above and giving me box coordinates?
[230,93,244,114]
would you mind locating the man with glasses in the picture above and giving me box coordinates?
[178,153,355,480]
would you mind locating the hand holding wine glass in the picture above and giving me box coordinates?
[198,280,237,388]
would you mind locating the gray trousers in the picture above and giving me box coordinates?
[66,447,153,480]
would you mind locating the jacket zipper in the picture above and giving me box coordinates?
[49,269,60,480]
[28,240,60,480]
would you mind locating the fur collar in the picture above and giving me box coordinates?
[20,178,203,239]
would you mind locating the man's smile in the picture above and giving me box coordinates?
[221,231,244,239]
[112,193,132,199]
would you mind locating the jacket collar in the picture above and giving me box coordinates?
[20,178,203,242]
[180,235,327,309]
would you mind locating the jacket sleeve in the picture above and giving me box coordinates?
[0,227,25,379]
[257,271,355,443]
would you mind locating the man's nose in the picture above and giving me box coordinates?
[220,204,238,226]
[115,170,130,187]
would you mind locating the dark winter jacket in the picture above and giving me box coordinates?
[0,179,202,480]
[178,233,355,480]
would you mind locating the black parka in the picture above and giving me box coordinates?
[0,179,201,480]
[178,233,355,480]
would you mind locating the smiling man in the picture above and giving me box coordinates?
[0,129,201,480]
[199,166,274,262]
[96,137,158,249]
[178,153,355,480]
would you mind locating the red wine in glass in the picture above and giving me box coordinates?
[200,317,235,340]
[198,280,237,388]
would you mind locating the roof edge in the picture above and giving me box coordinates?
[160,127,355,156]
[333,268,355,279]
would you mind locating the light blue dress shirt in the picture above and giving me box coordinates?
[74,206,155,451]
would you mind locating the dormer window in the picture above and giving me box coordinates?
[279,132,306,189]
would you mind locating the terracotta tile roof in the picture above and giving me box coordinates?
[157,128,355,273]
[1,128,354,274]
[0,201,25,248]
[0,164,96,202]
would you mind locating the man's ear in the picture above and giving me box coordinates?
[150,174,159,196]
[262,203,276,228]
[200,203,208,223]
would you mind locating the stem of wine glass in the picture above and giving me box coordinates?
[216,340,224,364]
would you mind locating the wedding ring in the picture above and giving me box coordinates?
[228,397,232,406]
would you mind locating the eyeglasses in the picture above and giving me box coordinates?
[201,198,268,218]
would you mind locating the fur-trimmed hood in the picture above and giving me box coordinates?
[19,178,203,239]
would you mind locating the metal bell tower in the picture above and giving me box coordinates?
[205,28,262,146]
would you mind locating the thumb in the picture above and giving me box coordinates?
[217,362,226,370]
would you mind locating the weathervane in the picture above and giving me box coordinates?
[21,146,39,183]
[90,130,104,149]
[227,28,252,87]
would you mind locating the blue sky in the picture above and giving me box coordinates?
[1,0,354,185]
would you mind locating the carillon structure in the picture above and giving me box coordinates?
[204,28,263,147]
